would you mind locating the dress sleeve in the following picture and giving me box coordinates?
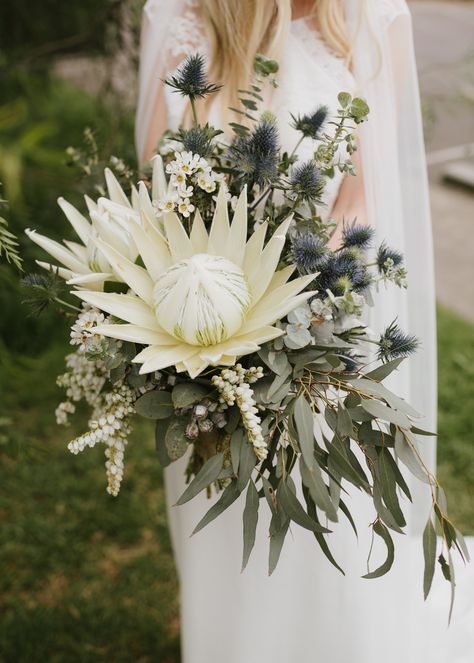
[135,0,203,164]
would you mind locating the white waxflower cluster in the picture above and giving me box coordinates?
[153,151,224,219]
[211,365,267,460]
[70,304,110,351]
[55,350,108,426]
[68,381,136,497]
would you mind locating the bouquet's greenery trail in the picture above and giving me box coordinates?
[0,196,22,271]
[21,52,468,615]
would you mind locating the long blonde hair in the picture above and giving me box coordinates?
[200,0,351,110]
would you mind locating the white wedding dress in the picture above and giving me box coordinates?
[135,2,473,661]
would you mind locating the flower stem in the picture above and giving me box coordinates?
[190,98,199,127]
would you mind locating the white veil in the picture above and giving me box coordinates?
[135,0,437,534]
[344,0,437,533]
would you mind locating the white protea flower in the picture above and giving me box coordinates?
[25,158,168,290]
[73,186,316,378]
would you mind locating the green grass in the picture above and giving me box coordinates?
[0,306,472,662]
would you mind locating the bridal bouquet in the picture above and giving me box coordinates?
[23,54,467,605]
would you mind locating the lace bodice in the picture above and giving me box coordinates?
[162,3,356,217]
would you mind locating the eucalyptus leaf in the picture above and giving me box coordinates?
[176,453,225,505]
[164,417,190,461]
[365,357,404,382]
[394,430,429,483]
[268,514,290,575]
[328,434,369,490]
[337,402,353,437]
[230,429,244,475]
[294,396,315,470]
[302,486,345,575]
[362,521,394,579]
[237,438,257,492]
[192,482,241,535]
[172,383,210,409]
[423,516,437,600]
[299,457,338,522]
[376,449,407,527]
[277,479,331,533]
[361,398,410,429]
[242,481,260,571]
[155,419,173,468]
[135,390,174,420]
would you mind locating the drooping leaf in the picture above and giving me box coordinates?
[336,402,353,437]
[268,514,290,575]
[362,521,395,579]
[230,429,244,475]
[394,430,429,483]
[294,396,315,470]
[155,419,173,468]
[237,437,257,492]
[328,434,369,490]
[277,479,331,534]
[176,453,225,505]
[423,516,437,600]
[242,481,260,571]
[299,457,338,522]
[302,486,345,575]
[365,357,404,382]
[192,482,241,534]
[135,390,174,419]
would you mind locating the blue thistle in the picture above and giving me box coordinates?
[290,232,329,275]
[228,119,280,187]
[290,161,325,202]
[377,241,404,274]
[341,221,375,250]
[178,124,222,157]
[377,320,420,362]
[291,105,328,140]
[165,53,221,100]
[315,251,372,296]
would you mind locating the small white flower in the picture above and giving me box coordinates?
[177,198,195,218]
[153,192,179,216]
[178,184,194,198]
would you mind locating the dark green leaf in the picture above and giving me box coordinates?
[268,515,289,575]
[135,390,174,419]
[299,457,338,522]
[237,438,257,492]
[328,434,369,489]
[155,419,173,467]
[230,429,243,475]
[176,453,225,505]
[302,486,345,575]
[362,521,394,579]
[394,430,429,483]
[192,482,241,534]
[337,403,353,437]
[365,357,404,382]
[277,479,331,533]
[242,481,260,571]
[423,516,437,600]
[294,396,315,470]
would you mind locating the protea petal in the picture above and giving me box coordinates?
[92,237,154,305]
[58,197,91,245]
[127,218,171,281]
[94,324,174,346]
[104,168,131,208]
[26,229,89,274]
[242,221,268,276]
[223,186,247,266]
[247,216,293,303]
[189,209,208,253]
[36,261,75,281]
[74,291,158,330]
[207,186,230,254]
[163,212,194,261]
[138,344,198,374]
[151,155,167,200]
[64,241,87,261]
[67,272,113,288]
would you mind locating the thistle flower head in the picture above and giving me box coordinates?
[377,241,404,274]
[341,221,375,250]
[377,320,420,362]
[290,231,329,275]
[291,105,328,140]
[290,161,325,202]
[21,270,67,315]
[165,54,222,100]
[228,120,280,187]
[178,124,222,157]
[315,251,371,296]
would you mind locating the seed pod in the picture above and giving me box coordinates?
[185,421,199,439]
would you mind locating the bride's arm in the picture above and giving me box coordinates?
[327,141,368,249]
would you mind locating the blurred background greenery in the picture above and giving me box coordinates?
[0,1,473,661]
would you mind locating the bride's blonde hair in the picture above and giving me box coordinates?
[200,0,351,108]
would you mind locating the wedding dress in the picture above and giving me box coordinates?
[135,2,473,661]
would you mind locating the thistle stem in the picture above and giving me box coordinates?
[190,98,199,127]
[55,297,81,313]
[289,136,304,160]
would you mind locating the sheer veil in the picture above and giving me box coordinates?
[135,0,437,535]
[344,0,437,533]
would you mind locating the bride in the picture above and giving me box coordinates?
[135,1,471,661]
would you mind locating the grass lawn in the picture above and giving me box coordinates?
[0,305,472,662]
